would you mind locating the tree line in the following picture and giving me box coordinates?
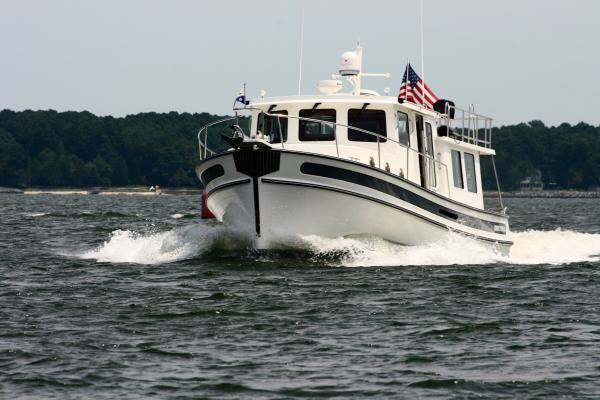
[0,109,235,188]
[1,109,599,190]
[480,120,600,190]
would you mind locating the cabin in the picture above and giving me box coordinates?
[246,94,495,211]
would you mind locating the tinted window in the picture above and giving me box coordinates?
[258,111,288,143]
[348,109,387,142]
[299,109,336,141]
[425,122,436,187]
[451,150,464,188]
[464,152,477,193]
[397,112,409,146]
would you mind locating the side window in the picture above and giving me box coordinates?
[451,150,464,188]
[397,111,409,146]
[464,152,477,193]
[348,109,387,142]
[299,109,336,141]
[425,122,436,187]
[258,111,288,143]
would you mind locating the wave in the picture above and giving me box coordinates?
[508,229,600,265]
[77,225,600,266]
[25,211,133,219]
[300,229,600,267]
[79,224,252,265]
[298,233,501,267]
[24,212,48,217]
[169,213,197,219]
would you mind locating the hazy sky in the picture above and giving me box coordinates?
[1,0,599,126]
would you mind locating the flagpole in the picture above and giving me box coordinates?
[420,0,425,108]
[405,60,409,101]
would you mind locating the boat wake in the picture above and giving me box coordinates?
[78,224,253,265]
[299,229,600,267]
[76,222,600,267]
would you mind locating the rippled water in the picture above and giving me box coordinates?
[2,194,600,399]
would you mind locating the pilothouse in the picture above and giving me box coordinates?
[196,46,512,252]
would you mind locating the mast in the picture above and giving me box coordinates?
[355,44,363,95]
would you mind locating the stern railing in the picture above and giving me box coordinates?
[441,104,493,149]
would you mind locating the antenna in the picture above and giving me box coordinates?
[297,8,305,95]
[420,0,425,107]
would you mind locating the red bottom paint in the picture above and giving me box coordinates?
[201,191,215,219]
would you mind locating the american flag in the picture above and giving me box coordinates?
[398,63,439,109]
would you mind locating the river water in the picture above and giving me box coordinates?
[1,194,600,399]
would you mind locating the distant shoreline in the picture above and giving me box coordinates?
[0,187,202,196]
[484,190,600,199]
[2,186,599,198]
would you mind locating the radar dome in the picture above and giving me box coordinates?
[339,51,360,76]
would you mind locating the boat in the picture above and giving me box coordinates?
[195,46,512,253]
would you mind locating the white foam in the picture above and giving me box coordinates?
[77,225,600,267]
[299,229,600,267]
[170,213,184,219]
[508,229,600,265]
[25,212,47,217]
[79,224,250,265]
[299,233,501,267]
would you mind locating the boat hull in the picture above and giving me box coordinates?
[196,149,512,253]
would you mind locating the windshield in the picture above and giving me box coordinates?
[257,111,288,143]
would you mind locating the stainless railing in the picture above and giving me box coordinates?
[197,110,453,199]
[441,103,493,148]
[197,116,238,160]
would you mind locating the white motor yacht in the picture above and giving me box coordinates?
[195,46,512,253]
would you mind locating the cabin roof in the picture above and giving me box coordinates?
[248,94,440,118]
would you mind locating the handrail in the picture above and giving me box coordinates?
[196,109,453,198]
[201,108,444,166]
[442,103,494,149]
[197,116,237,160]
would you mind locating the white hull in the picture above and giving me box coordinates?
[197,149,512,253]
